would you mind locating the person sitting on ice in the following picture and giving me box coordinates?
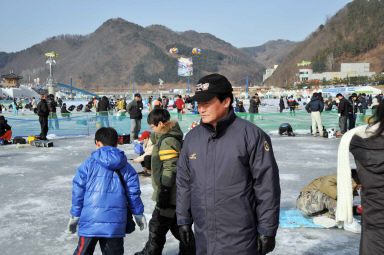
[235,100,246,112]
[61,103,71,117]
[0,116,12,144]
[84,103,92,112]
[278,123,295,136]
[132,130,153,177]
[67,127,147,255]
[296,171,362,232]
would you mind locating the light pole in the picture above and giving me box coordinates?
[45,51,58,95]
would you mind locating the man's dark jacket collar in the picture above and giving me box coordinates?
[201,108,237,137]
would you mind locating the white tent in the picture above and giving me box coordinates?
[354,86,382,95]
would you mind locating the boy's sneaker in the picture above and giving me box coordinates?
[343,218,361,233]
[313,216,336,228]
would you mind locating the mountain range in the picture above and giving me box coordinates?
[0,18,292,91]
[4,0,381,90]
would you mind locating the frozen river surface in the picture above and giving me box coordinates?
[0,134,360,255]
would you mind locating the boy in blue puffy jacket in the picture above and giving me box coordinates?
[67,127,147,255]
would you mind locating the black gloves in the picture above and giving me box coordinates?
[157,185,171,209]
[257,233,275,255]
[179,224,195,248]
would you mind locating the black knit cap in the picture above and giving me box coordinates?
[191,73,233,102]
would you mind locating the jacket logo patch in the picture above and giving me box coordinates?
[264,141,270,152]
[189,153,197,159]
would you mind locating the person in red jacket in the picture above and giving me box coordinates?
[175,95,185,121]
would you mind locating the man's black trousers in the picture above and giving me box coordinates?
[339,115,348,134]
[39,116,48,139]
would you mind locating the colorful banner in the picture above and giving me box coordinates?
[178,57,193,77]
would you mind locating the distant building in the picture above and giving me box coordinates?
[263,65,278,82]
[1,72,23,87]
[298,63,375,82]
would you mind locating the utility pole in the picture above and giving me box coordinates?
[132,76,135,96]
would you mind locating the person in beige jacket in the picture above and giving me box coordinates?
[133,131,153,177]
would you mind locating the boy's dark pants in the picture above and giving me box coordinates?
[139,208,195,255]
[73,237,123,255]
[140,155,152,170]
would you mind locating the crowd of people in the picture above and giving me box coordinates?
[65,74,281,255]
[1,74,384,255]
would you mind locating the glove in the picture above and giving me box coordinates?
[179,224,195,248]
[133,214,147,231]
[257,233,275,255]
[157,185,171,209]
[65,216,80,234]
[338,113,341,117]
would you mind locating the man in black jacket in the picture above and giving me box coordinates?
[305,93,324,137]
[279,97,285,113]
[359,93,368,115]
[97,96,110,127]
[37,94,49,140]
[127,93,143,140]
[336,93,350,135]
[348,93,361,130]
[48,94,59,129]
[249,95,261,123]
[177,74,281,255]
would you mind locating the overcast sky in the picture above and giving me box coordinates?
[0,0,352,53]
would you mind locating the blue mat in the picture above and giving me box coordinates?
[279,210,327,228]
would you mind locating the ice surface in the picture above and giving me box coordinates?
[0,133,361,254]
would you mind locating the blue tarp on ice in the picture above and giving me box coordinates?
[279,210,327,228]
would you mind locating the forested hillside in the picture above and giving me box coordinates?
[265,0,384,87]
[241,40,297,68]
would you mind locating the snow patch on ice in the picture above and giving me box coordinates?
[47,134,58,139]
[27,154,56,162]
[280,174,300,181]
[45,175,73,190]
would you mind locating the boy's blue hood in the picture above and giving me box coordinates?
[91,146,127,170]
